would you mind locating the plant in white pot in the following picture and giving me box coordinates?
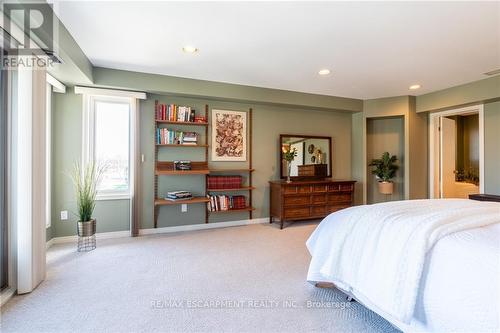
[70,162,104,251]
[368,152,398,195]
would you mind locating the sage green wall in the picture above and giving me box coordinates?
[49,89,352,237]
[366,117,405,204]
[51,88,130,237]
[142,95,353,229]
[416,76,500,112]
[351,112,364,205]
[484,101,500,195]
[356,96,428,204]
[94,67,362,112]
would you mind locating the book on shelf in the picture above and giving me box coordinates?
[156,103,197,122]
[166,191,193,201]
[173,160,192,171]
[207,195,246,211]
[156,128,199,145]
[207,175,242,190]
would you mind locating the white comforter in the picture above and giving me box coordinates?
[306,199,500,331]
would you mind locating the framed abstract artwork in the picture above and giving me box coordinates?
[211,109,247,161]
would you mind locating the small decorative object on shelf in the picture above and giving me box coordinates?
[369,152,399,195]
[194,116,207,123]
[70,162,105,252]
[282,146,297,183]
[174,160,192,171]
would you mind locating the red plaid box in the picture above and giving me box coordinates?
[232,196,246,209]
[207,176,242,190]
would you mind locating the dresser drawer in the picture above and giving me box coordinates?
[311,206,326,216]
[284,195,310,206]
[328,193,352,204]
[283,185,311,194]
[328,205,350,213]
[328,184,340,191]
[284,207,310,219]
[312,194,327,204]
[313,184,327,193]
[340,184,354,191]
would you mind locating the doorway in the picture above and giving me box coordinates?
[429,105,484,198]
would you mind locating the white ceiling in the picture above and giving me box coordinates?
[52,1,500,99]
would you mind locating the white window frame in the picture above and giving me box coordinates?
[75,86,145,201]
[45,74,66,229]
[45,82,51,228]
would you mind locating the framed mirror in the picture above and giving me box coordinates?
[280,134,332,179]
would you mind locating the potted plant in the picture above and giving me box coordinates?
[70,162,104,250]
[282,146,298,183]
[368,152,398,195]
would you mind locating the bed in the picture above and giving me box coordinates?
[306,199,500,332]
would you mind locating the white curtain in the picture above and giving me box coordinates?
[13,62,47,294]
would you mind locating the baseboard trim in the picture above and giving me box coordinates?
[0,287,16,307]
[46,218,269,248]
[47,230,131,248]
[45,238,55,249]
[139,218,268,236]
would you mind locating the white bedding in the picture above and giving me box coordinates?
[306,199,500,332]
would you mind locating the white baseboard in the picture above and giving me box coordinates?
[46,230,131,248]
[139,217,268,236]
[46,218,269,248]
[0,287,16,307]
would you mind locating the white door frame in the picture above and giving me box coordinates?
[429,104,484,198]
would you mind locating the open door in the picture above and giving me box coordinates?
[440,117,456,198]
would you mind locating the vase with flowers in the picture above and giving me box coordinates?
[282,146,298,183]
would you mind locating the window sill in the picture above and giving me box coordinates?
[96,194,131,201]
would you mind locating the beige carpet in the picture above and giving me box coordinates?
[1,222,398,332]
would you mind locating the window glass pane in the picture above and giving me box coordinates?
[94,101,130,193]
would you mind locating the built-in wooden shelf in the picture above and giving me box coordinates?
[207,186,255,192]
[155,197,210,206]
[156,169,210,175]
[208,207,255,213]
[156,161,209,175]
[209,168,255,172]
[153,100,254,228]
[156,144,208,148]
[156,120,208,126]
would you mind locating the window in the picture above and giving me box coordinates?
[94,99,130,194]
[76,87,145,201]
[83,96,132,199]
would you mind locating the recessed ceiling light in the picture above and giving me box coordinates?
[318,69,331,75]
[409,84,421,90]
[182,46,198,53]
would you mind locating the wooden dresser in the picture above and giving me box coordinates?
[269,179,356,229]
